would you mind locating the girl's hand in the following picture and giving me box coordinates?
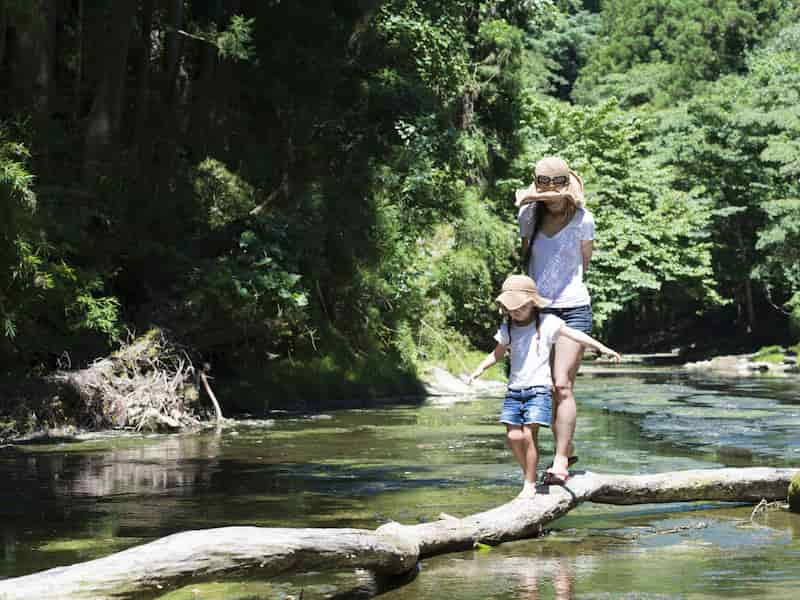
[602,347,621,362]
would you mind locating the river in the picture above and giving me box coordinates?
[1,367,799,598]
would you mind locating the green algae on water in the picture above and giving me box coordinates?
[789,474,800,513]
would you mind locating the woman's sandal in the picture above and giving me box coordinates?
[542,469,570,485]
[541,456,577,485]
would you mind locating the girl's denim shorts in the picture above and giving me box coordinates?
[542,304,593,335]
[500,386,552,427]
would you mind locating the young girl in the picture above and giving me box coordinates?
[467,274,620,498]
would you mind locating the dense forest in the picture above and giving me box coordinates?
[2,0,799,407]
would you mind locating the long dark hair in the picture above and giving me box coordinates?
[523,199,577,272]
[522,201,545,272]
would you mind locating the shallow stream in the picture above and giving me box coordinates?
[2,368,799,598]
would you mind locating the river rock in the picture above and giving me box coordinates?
[789,473,800,513]
[423,367,504,398]
[684,354,797,376]
[684,355,749,375]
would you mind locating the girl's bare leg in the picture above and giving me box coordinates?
[507,425,538,498]
[523,424,540,484]
[506,425,528,478]
[550,335,583,474]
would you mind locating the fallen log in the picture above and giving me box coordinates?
[0,467,796,599]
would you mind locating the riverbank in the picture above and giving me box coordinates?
[683,344,800,377]
[3,343,799,444]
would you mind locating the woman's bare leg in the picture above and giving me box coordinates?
[550,335,583,474]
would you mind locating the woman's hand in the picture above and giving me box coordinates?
[515,188,575,207]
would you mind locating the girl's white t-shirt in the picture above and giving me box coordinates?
[518,205,595,308]
[494,314,565,389]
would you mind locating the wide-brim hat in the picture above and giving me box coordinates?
[514,156,585,207]
[535,156,570,179]
[495,274,551,311]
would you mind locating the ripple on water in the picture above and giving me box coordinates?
[579,373,800,466]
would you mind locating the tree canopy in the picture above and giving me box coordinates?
[1,0,798,402]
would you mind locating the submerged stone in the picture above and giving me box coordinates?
[789,474,800,513]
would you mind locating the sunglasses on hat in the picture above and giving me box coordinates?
[536,175,569,186]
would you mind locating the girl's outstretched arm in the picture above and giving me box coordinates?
[559,326,621,361]
[467,343,507,384]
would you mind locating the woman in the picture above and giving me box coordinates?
[516,156,594,484]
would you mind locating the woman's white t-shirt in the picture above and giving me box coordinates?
[518,205,595,308]
[494,314,565,389]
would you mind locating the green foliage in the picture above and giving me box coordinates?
[193,158,257,229]
[432,193,516,343]
[377,0,472,103]
[789,473,800,513]
[657,23,800,334]
[504,96,718,328]
[753,345,785,364]
[9,0,800,403]
[1,125,119,355]
[754,199,800,312]
[575,0,796,106]
[523,4,600,99]
[228,349,423,413]
[215,15,256,61]
[753,345,786,364]
[0,127,43,343]
[185,223,308,354]
[435,248,494,337]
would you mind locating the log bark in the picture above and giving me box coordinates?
[0,527,419,600]
[0,467,796,599]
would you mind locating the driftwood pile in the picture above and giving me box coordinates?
[56,329,203,432]
[0,466,796,599]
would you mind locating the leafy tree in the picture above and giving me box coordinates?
[574,0,796,107]
[502,97,718,333]
[0,124,38,341]
[523,1,601,100]
[662,23,800,336]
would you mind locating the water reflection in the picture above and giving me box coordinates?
[3,432,222,500]
[0,370,799,597]
[518,557,574,599]
[377,544,589,600]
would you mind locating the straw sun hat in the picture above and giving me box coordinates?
[495,275,551,312]
[514,156,585,208]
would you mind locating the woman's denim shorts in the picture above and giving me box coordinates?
[542,304,593,335]
[500,386,552,427]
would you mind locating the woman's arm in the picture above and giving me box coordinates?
[558,325,620,361]
[467,343,507,384]
[581,240,593,273]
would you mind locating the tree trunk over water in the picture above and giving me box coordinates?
[0,467,795,599]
